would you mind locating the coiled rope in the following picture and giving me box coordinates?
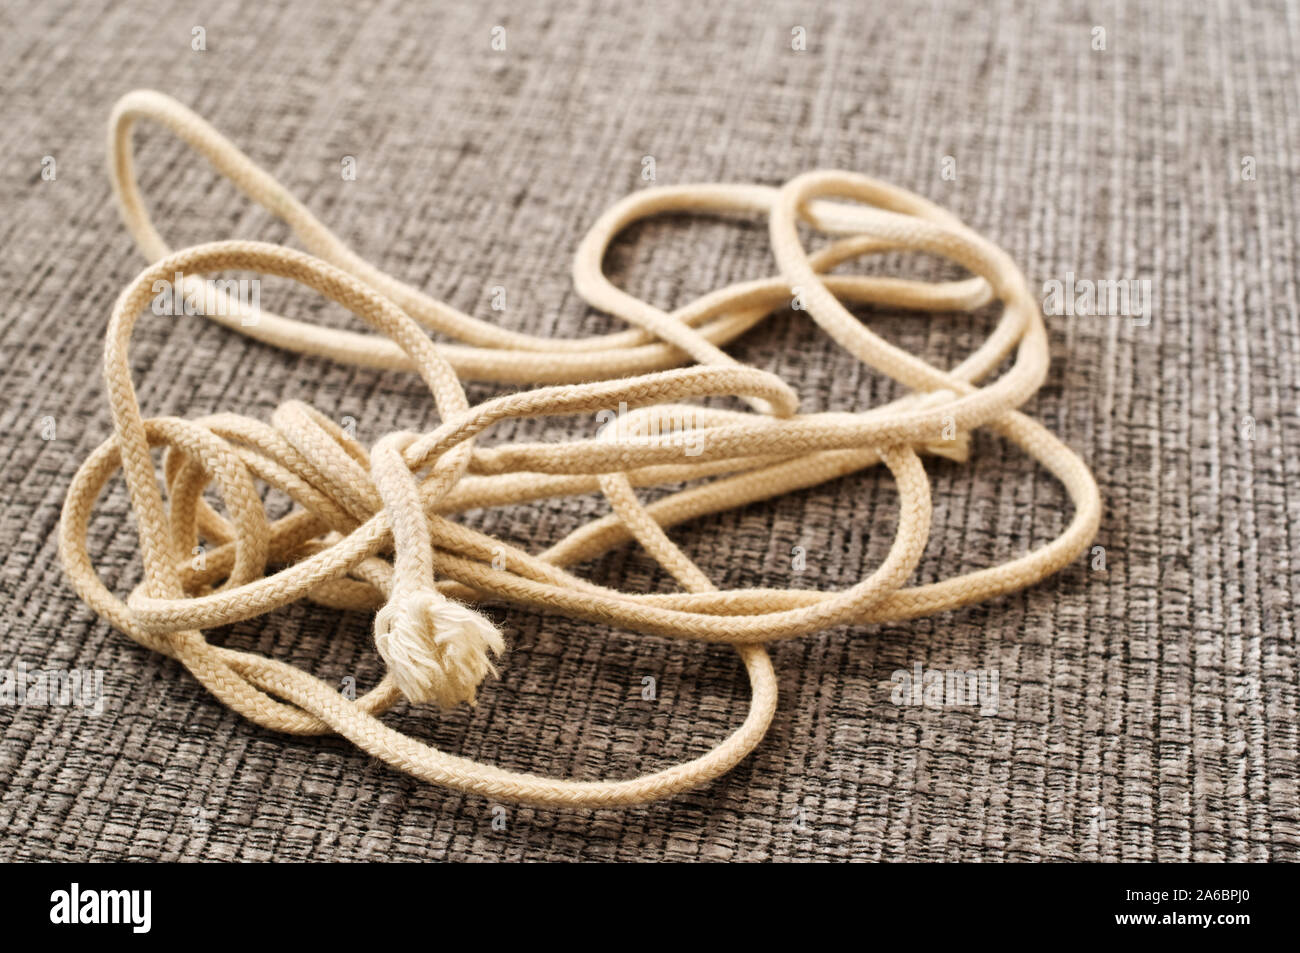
[59,90,1101,807]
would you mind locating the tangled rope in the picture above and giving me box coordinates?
[59,90,1101,807]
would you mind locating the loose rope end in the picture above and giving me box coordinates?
[374,591,505,708]
[899,389,973,463]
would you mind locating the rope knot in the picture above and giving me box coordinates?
[373,590,505,707]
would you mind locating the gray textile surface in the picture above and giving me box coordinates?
[1,0,1297,862]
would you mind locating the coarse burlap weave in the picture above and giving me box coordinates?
[1,0,1296,860]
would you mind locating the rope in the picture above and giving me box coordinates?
[59,90,1102,808]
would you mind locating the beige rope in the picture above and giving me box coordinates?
[59,90,1102,807]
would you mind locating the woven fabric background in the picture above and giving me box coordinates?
[1,0,1297,862]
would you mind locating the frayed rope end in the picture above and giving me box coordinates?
[374,591,505,708]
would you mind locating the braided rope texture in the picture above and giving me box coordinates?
[3,0,1298,860]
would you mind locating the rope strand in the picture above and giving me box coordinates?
[59,90,1102,807]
